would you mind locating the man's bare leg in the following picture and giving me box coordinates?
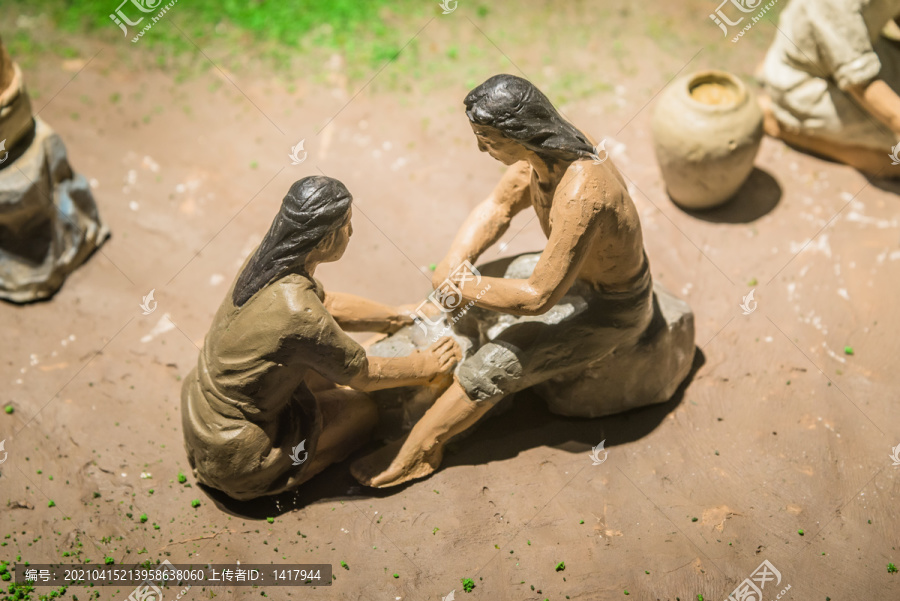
[351,380,500,488]
[760,94,900,177]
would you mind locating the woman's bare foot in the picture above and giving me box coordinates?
[351,436,443,488]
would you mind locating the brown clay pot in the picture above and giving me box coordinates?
[652,70,763,210]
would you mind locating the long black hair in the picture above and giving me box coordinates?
[464,74,594,162]
[232,176,352,307]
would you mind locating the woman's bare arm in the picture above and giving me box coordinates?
[324,291,410,333]
[349,338,462,392]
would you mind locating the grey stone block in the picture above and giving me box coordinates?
[367,254,696,433]
[534,281,696,418]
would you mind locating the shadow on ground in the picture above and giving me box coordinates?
[678,168,781,223]
[204,348,706,519]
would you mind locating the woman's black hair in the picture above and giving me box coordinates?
[232,176,352,307]
[464,74,594,161]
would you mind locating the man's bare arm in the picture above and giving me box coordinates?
[848,78,900,135]
[433,161,532,286]
[455,177,600,316]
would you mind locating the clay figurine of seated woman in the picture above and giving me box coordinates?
[181,176,461,500]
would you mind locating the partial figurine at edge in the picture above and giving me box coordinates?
[351,74,696,488]
[181,176,461,501]
[760,0,900,176]
[0,33,109,303]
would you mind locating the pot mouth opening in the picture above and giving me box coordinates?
[686,71,746,110]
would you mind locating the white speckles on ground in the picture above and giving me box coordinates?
[141,313,175,343]
[790,233,831,258]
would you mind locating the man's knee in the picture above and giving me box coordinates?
[456,347,523,402]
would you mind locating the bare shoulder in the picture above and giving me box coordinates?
[556,159,629,212]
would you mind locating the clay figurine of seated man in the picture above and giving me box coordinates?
[761,0,900,176]
[352,74,694,488]
[181,176,461,500]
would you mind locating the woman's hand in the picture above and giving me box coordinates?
[413,337,462,379]
[355,337,462,392]
[383,309,415,334]
[399,300,443,318]
[389,302,446,334]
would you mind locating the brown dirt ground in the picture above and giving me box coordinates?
[2,1,900,600]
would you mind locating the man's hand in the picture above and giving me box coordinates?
[431,256,459,290]
[433,256,482,307]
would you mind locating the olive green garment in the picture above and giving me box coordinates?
[181,271,367,500]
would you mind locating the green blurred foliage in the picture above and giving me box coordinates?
[6,0,433,71]
[17,0,417,47]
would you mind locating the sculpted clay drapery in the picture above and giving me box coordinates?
[181,272,366,500]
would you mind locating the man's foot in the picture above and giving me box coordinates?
[351,436,443,488]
